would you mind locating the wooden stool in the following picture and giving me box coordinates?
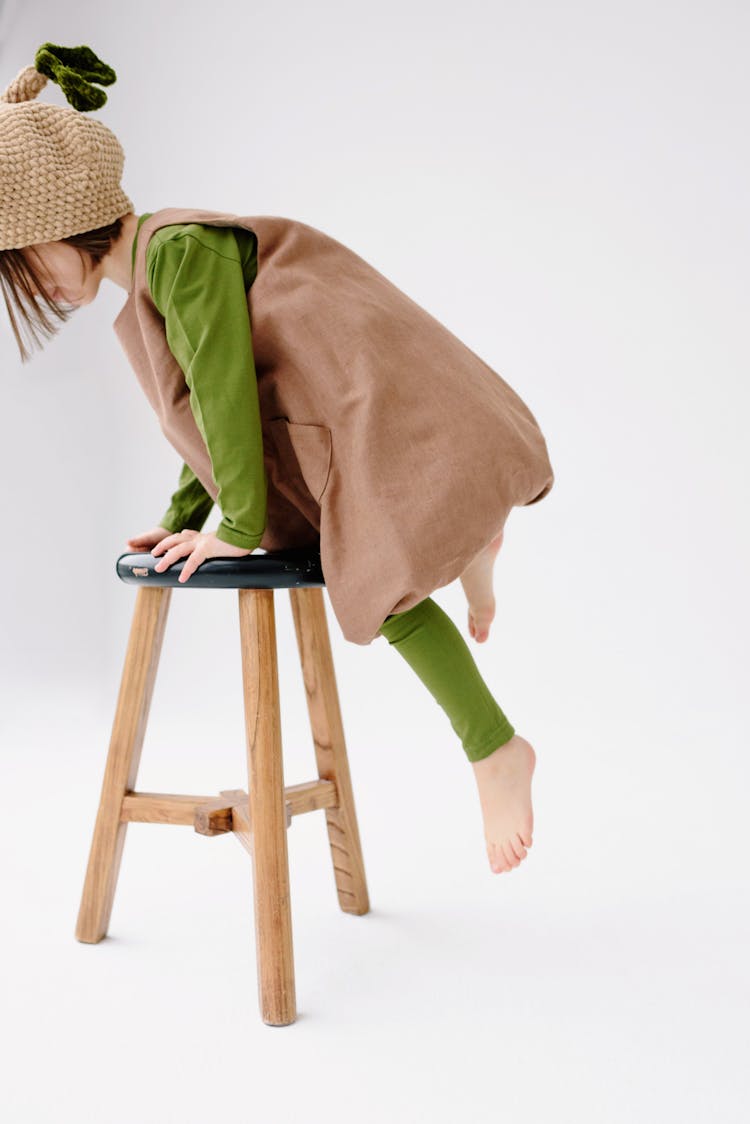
[75,547,370,1026]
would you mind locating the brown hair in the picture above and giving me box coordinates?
[0,215,126,363]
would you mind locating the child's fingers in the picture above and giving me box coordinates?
[151,532,182,556]
[127,528,192,550]
[153,538,193,571]
[127,529,172,550]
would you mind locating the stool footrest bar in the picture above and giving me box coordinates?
[120,778,340,833]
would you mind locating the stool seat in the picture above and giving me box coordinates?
[76,549,369,1027]
[116,547,325,589]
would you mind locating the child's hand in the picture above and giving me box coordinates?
[126,526,173,551]
[151,529,254,583]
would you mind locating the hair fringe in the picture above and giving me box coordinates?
[0,215,126,363]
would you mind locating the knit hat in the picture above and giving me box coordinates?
[0,42,134,251]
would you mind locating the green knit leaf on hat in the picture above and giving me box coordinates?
[34,43,117,112]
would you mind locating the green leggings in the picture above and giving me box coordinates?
[377,596,515,763]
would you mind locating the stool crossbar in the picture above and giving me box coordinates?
[75,548,370,1026]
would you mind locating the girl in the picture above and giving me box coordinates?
[1,43,554,877]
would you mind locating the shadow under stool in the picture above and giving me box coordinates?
[75,547,370,1027]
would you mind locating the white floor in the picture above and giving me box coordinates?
[2,667,747,1124]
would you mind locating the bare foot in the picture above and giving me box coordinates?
[459,528,504,643]
[471,734,535,874]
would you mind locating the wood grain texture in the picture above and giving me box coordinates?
[289,587,370,916]
[75,579,370,1026]
[238,588,297,1026]
[75,586,172,943]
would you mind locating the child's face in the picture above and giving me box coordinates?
[21,240,103,308]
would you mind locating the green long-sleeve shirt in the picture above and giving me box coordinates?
[130,212,268,550]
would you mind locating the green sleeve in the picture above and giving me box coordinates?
[158,461,215,534]
[146,223,267,551]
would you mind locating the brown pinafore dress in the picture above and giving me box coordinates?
[114,208,554,645]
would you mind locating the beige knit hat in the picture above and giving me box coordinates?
[0,42,134,251]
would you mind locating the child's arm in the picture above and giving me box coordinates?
[158,461,215,535]
[147,223,267,551]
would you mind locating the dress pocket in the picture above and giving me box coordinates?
[275,419,333,505]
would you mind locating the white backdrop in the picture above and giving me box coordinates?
[1,1,747,1121]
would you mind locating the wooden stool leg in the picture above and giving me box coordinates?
[76,586,172,943]
[289,587,370,916]
[238,588,296,1027]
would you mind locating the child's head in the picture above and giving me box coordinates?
[0,42,133,361]
[0,217,129,362]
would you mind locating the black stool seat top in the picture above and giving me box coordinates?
[116,548,325,589]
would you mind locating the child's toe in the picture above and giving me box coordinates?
[488,843,510,873]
